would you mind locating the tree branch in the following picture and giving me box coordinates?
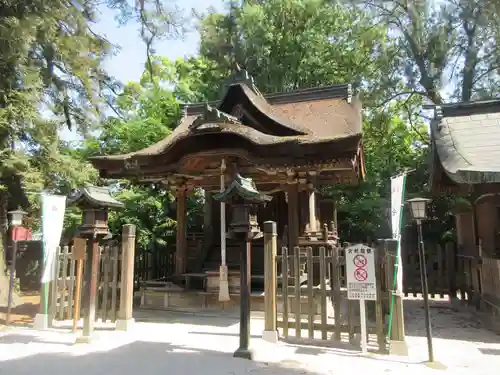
[375,90,426,108]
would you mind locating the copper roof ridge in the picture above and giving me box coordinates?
[265,84,352,104]
[427,98,500,119]
[181,83,354,115]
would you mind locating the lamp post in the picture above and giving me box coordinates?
[407,197,434,363]
[6,208,27,325]
[214,167,272,360]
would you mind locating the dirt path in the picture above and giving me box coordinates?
[403,296,500,371]
[0,293,39,326]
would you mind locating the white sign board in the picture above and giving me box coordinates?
[345,244,377,300]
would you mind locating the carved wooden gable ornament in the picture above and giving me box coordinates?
[189,103,240,132]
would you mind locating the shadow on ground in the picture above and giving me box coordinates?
[404,298,500,343]
[478,347,500,356]
[0,333,74,346]
[0,338,328,375]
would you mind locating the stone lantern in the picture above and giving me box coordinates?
[68,185,124,237]
[214,170,271,360]
[68,185,124,342]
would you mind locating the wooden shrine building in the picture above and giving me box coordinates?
[90,70,365,288]
[430,99,500,257]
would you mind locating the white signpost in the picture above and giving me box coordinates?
[346,243,377,354]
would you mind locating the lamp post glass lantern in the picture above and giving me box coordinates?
[406,197,434,363]
[407,197,430,222]
[6,208,27,325]
[8,209,27,227]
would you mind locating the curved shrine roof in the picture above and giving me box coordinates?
[90,72,363,178]
[430,99,500,190]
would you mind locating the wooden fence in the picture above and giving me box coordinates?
[275,244,389,351]
[458,255,500,333]
[401,242,456,297]
[49,244,122,323]
[481,257,500,300]
[134,246,175,290]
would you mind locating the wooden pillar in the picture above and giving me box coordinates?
[445,242,457,298]
[315,192,321,229]
[117,224,136,331]
[286,183,299,248]
[298,191,309,234]
[262,221,278,342]
[308,187,317,232]
[203,191,214,255]
[333,199,338,231]
[175,187,187,275]
[77,236,100,343]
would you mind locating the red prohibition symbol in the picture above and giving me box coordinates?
[354,268,368,281]
[353,254,367,268]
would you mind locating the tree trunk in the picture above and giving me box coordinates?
[0,189,19,307]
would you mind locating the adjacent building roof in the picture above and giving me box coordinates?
[430,99,500,189]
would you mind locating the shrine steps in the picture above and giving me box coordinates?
[137,278,326,314]
[139,287,266,312]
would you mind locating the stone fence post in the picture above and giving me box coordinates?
[380,238,408,356]
[262,221,278,343]
[117,224,136,331]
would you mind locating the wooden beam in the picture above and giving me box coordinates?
[287,183,299,249]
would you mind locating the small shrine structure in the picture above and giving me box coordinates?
[90,69,365,305]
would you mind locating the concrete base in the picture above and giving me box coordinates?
[262,330,279,343]
[219,265,230,302]
[389,339,409,356]
[424,361,448,370]
[233,347,254,360]
[116,318,135,331]
[33,314,49,330]
[74,335,94,344]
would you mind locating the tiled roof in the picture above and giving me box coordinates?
[430,99,500,184]
[68,185,124,208]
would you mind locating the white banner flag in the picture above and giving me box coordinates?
[41,193,66,283]
[390,174,406,294]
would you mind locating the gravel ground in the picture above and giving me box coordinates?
[0,298,499,375]
[403,296,500,373]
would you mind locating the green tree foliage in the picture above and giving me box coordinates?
[0,0,184,296]
[331,105,429,241]
[199,0,399,102]
[81,58,213,248]
[363,0,500,103]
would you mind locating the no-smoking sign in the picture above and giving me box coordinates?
[345,244,377,301]
[353,254,368,281]
[353,254,367,267]
[354,267,368,281]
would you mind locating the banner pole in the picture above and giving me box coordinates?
[387,173,407,342]
[34,193,67,330]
